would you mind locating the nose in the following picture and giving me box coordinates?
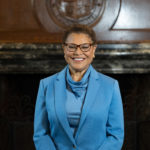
[74,46,83,55]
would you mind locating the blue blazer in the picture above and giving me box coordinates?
[33,66,124,150]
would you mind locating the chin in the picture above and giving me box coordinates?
[70,65,89,72]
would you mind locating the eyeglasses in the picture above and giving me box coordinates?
[63,43,94,52]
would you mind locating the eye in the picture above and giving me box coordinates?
[81,44,90,49]
[68,44,76,49]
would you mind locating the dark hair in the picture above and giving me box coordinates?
[62,24,97,44]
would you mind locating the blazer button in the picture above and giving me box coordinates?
[73,144,76,148]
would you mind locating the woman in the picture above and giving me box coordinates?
[33,25,124,150]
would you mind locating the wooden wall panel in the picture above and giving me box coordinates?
[1,0,150,43]
[114,0,150,29]
[0,0,39,30]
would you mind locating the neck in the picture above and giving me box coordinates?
[69,67,89,82]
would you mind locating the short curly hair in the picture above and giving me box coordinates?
[62,24,97,44]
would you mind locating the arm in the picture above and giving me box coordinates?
[33,80,56,150]
[98,81,124,150]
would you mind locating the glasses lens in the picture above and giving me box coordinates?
[65,43,92,52]
[67,44,77,51]
[80,44,91,51]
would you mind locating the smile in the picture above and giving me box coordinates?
[72,58,85,61]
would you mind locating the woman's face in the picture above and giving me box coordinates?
[63,33,96,73]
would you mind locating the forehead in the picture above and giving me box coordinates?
[65,33,92,43]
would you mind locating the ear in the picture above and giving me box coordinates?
[93,44,97,58]
[93,44,97,53]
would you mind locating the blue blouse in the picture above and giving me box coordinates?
[66,65,91,136]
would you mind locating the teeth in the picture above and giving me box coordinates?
[74,58,84,61]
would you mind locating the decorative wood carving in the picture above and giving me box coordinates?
[1,0,150,42]
[34,0,106,29]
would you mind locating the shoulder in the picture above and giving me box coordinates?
[99,72,117,87]
[40,73,58,87]
[91,66,118,88]
[91,66,117,82]
[39,66,67,88]
[37,73,58,92]
[98,72,116,83]
[92,69,121,98]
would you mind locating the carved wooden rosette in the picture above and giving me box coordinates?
[33,0,106,30]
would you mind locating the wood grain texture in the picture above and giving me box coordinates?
[1,0,150,43]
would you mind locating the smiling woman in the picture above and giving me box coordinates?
[33,25,124,150]
[63,32,97,81]
[62,25,97,81]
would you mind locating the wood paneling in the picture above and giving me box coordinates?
[114,0,150,29]
[1,0,150,43]
[0,0,39,30]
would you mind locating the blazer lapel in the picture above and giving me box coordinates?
[54,67,75,145]
[75,66,100,139]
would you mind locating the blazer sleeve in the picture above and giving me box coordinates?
[98,80,124,150]
[33,80,56,150]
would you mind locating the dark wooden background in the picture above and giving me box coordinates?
[1,0,150,43]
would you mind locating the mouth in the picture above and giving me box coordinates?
[72,57,85,62]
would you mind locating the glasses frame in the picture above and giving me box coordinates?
[63,43,94,52]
